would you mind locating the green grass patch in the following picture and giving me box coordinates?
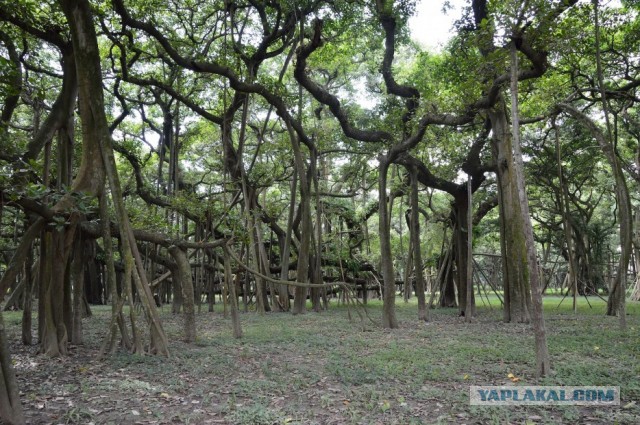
[3,295,639,424]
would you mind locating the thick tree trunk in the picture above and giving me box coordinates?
[41,225,77,357]
[0,312,25,425]
[489,101,531,323]
[62,255,73,346]
[71,232,84,344]
[169,246,196,343]
[171,272,184,314]
[438,245,457,308]
[58,0,170,356]
[453,196,475,318]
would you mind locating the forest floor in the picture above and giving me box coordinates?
[3,295,639,425]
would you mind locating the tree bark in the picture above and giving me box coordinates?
[453,195,475,318]
[379,157,399,328]
[409,167,429,321]
[21,244,34,345]
[40,224,77,357]
[409,166,428,321]
[510,42,550,377]
[489,100,531,323]
[0,312,25,425]
[289,124,312,315]
[58,0,170,356]
[223,247,243,338]
[465,177,474,322]
[169,246,196,343]
[278,170,297,311]
[98,194,131,358]
[71,231,84,344]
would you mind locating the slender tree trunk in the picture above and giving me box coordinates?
[510,42,550,377]
[409,166,427,321]
[632,209,640,301]
[465,177,474,322]
[21,240,34,346]
[552,120,578,310]
[0,199,24,424]
[288,124,312,315]
[253,212,272,312]
[379,156,398,328]
[561,103,632,323]
[98,194,131,358]
[171,269,184,314]
[0,220,45,301]
[38,142,53,344]
[279,170,297,312]
[311,152,323,312]
[223,247,243,338]
[403,235,413,303]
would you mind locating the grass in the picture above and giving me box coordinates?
[3,295,639,424]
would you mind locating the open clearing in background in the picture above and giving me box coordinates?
[4,297,639,424]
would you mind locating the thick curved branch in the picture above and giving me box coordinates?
[395,154,461,196]
[124,74,223,125]
[377,9,420,123]
[294,19,392,144]
[0,30,22,129]
[22,50,77,162]
[387,109,477,166]
[461,118,492,175]
[473,195,498,226]
[86,221,227,250]
[0,8,68,48]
